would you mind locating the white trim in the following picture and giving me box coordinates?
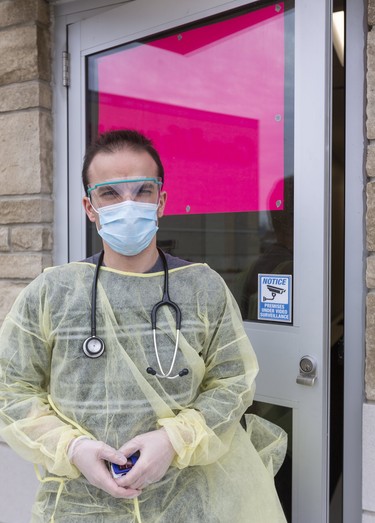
[53,1,129,264]
[51,0,130,17]
[52,11,69,265]
[78,0,259,55]
[67,21,87,261]
[55,2,337,520]
[343,0,366,521]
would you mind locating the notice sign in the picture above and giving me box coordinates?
[258,274,292,323]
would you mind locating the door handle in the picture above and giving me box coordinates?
[296,356,317,386]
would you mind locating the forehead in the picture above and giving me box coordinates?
[87,148,158,185]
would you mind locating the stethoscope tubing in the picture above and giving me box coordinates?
[91,250,105,337]
[83,248,188,378]
[152,329,181,379]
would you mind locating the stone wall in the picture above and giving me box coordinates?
[0,4,53,521]
[0,0,53,325]
[0,0,372,521]
[365,1,375,520]
[368,0,375,402]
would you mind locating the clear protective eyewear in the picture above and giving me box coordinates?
[87,177,162,212]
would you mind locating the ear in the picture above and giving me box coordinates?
[83,196,97,222]
[157,191,167,219]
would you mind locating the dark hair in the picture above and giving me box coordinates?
[82,129,164,194]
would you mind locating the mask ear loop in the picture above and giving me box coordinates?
[156,186,167,220]
[86,185,100,215]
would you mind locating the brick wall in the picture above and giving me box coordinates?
[0,0,53,325]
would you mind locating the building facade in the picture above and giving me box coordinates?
[0,0,371,521]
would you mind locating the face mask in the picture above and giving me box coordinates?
[97,200,159,256]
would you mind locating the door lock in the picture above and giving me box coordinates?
[296,356,317,386]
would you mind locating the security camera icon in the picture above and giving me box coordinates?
[263,285,286,301]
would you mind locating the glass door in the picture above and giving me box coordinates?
[67,1,332,521]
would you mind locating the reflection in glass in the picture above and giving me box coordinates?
[86,1,294,323]
[246,401,293,522]
[236,175,294,320]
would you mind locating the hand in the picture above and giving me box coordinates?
[116,428,176,490]
[68,438,142,499]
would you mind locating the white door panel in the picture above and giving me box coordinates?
[67,1,332,521]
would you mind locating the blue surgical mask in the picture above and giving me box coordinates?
[97,200,159,256]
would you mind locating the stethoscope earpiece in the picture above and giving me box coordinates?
[147,367,189,378]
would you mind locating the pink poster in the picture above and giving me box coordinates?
[95,3,285,215]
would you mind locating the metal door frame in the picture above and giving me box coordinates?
[60,2,332,521]
[343,0,366,521]
[51,0,367,520]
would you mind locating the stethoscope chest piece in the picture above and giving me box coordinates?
[82,336,105,358]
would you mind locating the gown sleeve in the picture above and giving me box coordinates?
[0,276,89,478]
[158,273,259,468]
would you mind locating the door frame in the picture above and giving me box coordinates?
[343,0,366,521]
[68,3,332,520]
[51,0,367,521]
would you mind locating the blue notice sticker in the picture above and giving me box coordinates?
[258,274,292,323]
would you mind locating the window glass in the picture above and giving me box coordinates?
[86,0,294,323]
[247,401,293,521]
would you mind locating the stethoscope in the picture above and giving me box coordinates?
[82,248,189,379]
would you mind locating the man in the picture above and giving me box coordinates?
[0,130,286,522]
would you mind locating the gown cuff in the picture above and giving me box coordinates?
[157,408,223,469]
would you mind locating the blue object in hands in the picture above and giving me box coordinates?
[110,452,139,478]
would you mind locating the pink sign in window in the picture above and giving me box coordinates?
[94,3,285,215]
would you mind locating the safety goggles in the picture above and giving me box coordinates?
[87,177,162,212]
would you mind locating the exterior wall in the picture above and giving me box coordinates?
[0,0,53,326]
[0,1,52,521]
[0,0,372,521]
[366,1,375,521]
